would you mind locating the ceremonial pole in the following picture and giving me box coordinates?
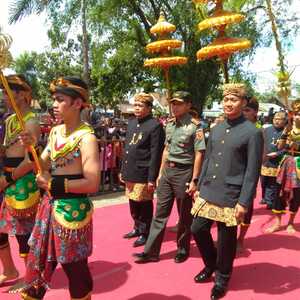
[144,12,188,114]
[265,0,291,112]
[193,0,251,83]
[0,32,42,174]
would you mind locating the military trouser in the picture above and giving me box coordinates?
[144,164,193,257]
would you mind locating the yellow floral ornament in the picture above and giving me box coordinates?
[144,11,188,101]
[144,12,187,70]
[197,37,251,60]
[198,10,245,32]
[150,14,176,36]
[144,57,188,68]
[0,33,13,69]
[193,0,252,82]
[146,40,182,54]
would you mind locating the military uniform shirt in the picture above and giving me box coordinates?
[165,113,206,165]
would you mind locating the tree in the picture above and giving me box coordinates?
[9,0,300,110]
[13,50,81,107]
[89,1,239,109]
[9,0,92,85]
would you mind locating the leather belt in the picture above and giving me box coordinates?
[166,161,192,169]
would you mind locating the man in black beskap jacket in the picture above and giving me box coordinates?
[191,83,263,300]
[120,93,165,247]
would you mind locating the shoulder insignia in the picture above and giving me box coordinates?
[191,118,201,126]
[196,129,204,140]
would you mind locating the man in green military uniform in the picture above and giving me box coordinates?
[134,91,206,264]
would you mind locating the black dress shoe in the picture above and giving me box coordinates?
[174,253,189,263]
[194,267,214,283]
[132,252,145,258]
[210,284,227,299]
[133,235,147,247]
[133,252,159,263]
[259,199,266,205]
[123,229,140,239]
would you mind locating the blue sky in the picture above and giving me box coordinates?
[0,1,299,94]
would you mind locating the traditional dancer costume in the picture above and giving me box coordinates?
[274,101,300,215]
[22,77,95,300]
[0,76,40,258]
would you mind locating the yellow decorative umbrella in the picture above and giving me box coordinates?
[144,13,188,103]
[193,0,251,82]
[196,37,251,60]
[197,10,245,32]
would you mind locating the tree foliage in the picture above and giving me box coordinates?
[13,50,81,107]
[9,0,300,110]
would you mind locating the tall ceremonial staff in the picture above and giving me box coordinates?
[193,0,251,83]
[265,0,291,111]
[144,12,188,109]
[0,32,42,173]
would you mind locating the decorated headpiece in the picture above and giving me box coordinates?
[50,76,89,105]
[0,74,32,92]
[291,99,300,113]
[134,93,154,107]
[223,83,247,99]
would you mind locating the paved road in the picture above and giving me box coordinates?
[91,191,127,208]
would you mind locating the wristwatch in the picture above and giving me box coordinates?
[192,178,198,184]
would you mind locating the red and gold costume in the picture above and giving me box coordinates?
[274,100,300,215]
[22,77,94,300]
[0,75,40,257]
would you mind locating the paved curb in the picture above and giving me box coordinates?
[90,191,127,208]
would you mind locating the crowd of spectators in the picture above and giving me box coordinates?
[0,103,280,195]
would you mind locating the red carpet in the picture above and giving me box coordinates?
[1,193,300,299]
